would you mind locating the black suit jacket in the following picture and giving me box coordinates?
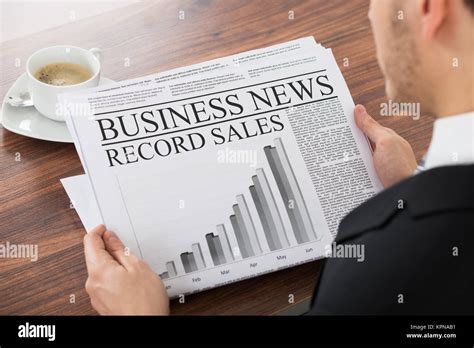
[308,165,474,315]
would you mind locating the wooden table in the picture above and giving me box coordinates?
[0,0,433,315]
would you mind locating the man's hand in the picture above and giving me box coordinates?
[83,224,170,315]
[354,104,417,188]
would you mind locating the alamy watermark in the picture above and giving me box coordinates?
[18,322,55,341]
[55,100,95,119]
[0,241,38,262]
[380,100,420,120]
[325,242,365,262]
[217,148,257,167]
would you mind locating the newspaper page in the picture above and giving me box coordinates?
[61,38,382,297]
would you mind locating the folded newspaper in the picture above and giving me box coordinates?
[60,37,382,297]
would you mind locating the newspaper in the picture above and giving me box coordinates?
[60,37,382,297]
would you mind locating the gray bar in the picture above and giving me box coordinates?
[192,243,206,270]
[250,184,280,250]
[206,233,222,265]
[217,224,234,261]
[264,139,316,243]
[254,168,290,248]
[265,145,308,243]
[236,194,262,254]
[180,253,190,273]
[180,252,198,273]
[233,204,255,257]
[159,272,169,279]
[166,261,177,277]
[274,138,317,240]
[230,214,251,258]
[212,235,227,265]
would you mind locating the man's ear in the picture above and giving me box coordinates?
[419,0,448,40]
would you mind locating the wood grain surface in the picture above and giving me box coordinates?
[0,0,433,315]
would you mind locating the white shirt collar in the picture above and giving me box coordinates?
[423,111,474,170]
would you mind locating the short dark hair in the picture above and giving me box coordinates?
[465,0,474,13]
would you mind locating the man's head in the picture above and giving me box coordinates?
[369,0,473,117]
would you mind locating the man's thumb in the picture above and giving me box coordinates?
[354,104,384,143]
[103,230,126,253]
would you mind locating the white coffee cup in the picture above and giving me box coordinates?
[26,46,101,121]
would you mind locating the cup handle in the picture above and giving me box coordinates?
[89,48,101,63]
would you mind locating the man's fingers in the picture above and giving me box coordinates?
[89,224,107,237]
[354,104,386,144]
[84,224,116,273]
[103,230,136,270]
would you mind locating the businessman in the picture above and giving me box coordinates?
[83,0,473,315]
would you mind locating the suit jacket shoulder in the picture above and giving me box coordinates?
[309,165,474,315]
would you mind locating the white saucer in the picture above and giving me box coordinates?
[0,73,114,143]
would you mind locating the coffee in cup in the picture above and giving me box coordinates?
[34,62,92,86]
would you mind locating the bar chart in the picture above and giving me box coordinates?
[264,138,317,244]
[158,261,178,279]
[158,137,319,279]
